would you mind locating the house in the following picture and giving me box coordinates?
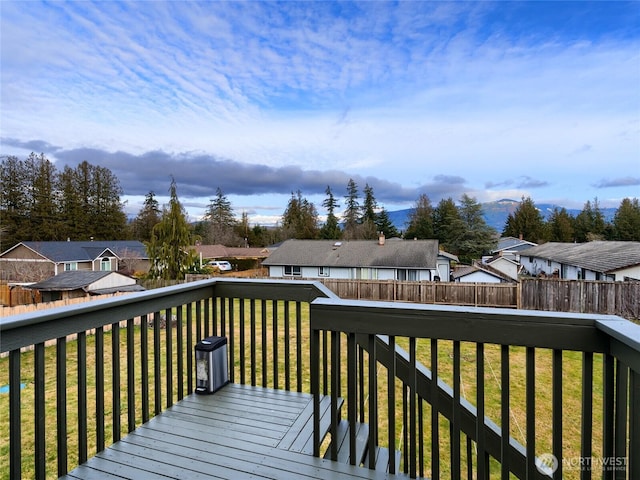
[26,270,144,302]
[452,262,515,283]
[488,236,538,262]
[519,241,640,281]
[482,254,520,281]
[262,236,458,281]
[0,240,150,282]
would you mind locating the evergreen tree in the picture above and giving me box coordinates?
[404,194,434,240]
[281,190,319,239]
[0,155,28,250]
[502,196,546,243]
[375,207,399,238]
[22,153,59,241]
[132,191,161,242]
[453,194,497,264]
[547,207,575,242]
[91,163,127,239]
[343,179,360,239]
[319,185,342,239]
[147,177,198,279]
[575,198,607,242]
[360,184,378,239]
[432,197,463,252]
[203,188,240,245]
[612,197,640,241]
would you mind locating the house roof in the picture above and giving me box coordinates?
[26,271,144,293]
[519,241,640,273]
[262,239,457,269]
[8,241,148,262]
[193,244,271,259]
[452,262,515,282]
[492,236,538,253]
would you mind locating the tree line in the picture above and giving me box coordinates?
[2,153,639,279]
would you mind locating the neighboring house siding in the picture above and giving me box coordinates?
[612,265,640,281]
[456,271,503,283]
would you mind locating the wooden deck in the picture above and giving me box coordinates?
[61,383,408,480]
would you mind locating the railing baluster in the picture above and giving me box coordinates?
[630,369,640,479]
[239,298,246,385]
[322,330,328,395]
[526,347,536,478]
[273,300,279,390]
[466,436,473,480]
[452,340,461,480]
[388,335,396,474]
[553,349,563,479]
[153,311,161,415]
[250,298,256,386]
[126,319,135,432]
[403,382,409,475]
[431,338,440,480]
[330,330,339,461]
[418,396,424,478]
[477,342,487,480]
[581,351,593,480]
[187,305,193,394]
[196,300,202,340]
[347,332,357,466]
[96,326,105,451]
[57,337,67,476]
[9,349,21,480]
[603,354,615,480]
[204,298,210,338]
[112,322,121,442]
[35,342,45,478]
[409,337,417,477]
[177,307,184,400]
[368,333,378,471]
[140,316,149,424]
[228,298,234,383]
[261,299,268,388]
[166,308,173,408]
[501,344,510,480]
[296,301,303,392]
[78,331,88,463]
[614,360,628,480]
[311,325,320,457]
[284,301,291,391]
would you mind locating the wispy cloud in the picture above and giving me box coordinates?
[593,177,640,188]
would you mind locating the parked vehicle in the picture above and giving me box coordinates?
[206,260,232,271]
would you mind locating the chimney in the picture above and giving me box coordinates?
[378,232,385,246]
[519,233,523,240]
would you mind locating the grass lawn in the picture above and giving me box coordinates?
[1,300,605,479]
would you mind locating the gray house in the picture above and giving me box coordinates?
[519,241,640,281]
[0,240,150,282]
[262,237,457,281]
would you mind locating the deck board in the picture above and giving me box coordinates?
[62,383,409,480]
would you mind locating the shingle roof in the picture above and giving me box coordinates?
[19,241,148,262]
[519,241,640,273]
[492,236,537,253]
[27,271,144,293]
[262,239,454,269]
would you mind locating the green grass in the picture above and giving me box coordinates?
[1,300,606,480]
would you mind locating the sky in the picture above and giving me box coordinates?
[1,1,639,226]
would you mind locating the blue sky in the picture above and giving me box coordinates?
[1,1,639,225]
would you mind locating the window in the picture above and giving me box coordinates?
[64,262,78,271]
[284,265,301,276]
[318,267,329,277]
[396,269,418,281]
[101,257,112,271]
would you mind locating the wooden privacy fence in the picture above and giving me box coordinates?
[318,278,519,307]
[521,278,640,320]
[0,284,40,308]
[315,278,640,320]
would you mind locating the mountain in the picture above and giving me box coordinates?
[387,199,617,233]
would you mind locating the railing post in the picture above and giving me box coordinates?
[9,349,21,480]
